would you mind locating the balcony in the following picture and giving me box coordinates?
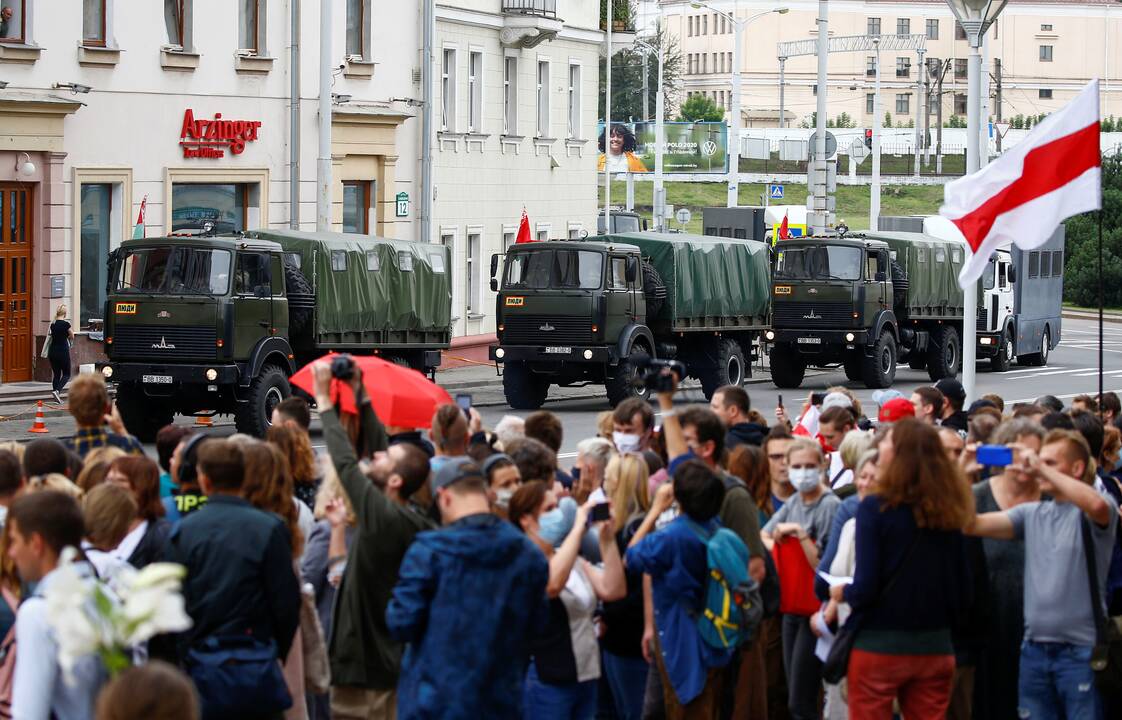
[501,0,562,48]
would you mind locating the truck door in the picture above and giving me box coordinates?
[232,251,274,358]
[270,253,289,336]
[867,250,889,315]
[995,257,1014,334]
[605,255,633,338]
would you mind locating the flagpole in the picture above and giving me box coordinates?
[1100,208,1105,420]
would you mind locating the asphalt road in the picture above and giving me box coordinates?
[5,317,1119,461]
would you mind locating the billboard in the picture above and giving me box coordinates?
[598,121,728,174]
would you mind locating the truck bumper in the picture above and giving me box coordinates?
[101,362,242,386]
[769,328,870,350]
[975,333,1001,358]
[489,344,616,364]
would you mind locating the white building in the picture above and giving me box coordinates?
[433,0,604,359]
[0,0,424,383]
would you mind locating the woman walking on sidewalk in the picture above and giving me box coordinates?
[46,305,74,404]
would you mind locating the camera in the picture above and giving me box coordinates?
[331,353,356,381]
[635,355,687,393]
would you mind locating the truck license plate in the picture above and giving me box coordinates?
[544,346,571,354]
[142,374,173,384]
[797,337,821,345]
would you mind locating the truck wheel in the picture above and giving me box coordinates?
[284,262,314,335]
[1019,328,1051,367]
[991,329,1015,372]
[769,345,806,389]
[926,325,961,381]
[701,338,747,399]
[862,332,898,389]
[843,353,863,382]
[503,361,550,410]
[236,364,291,438]
[606,345,651,407]
[115,386,173,443]
[642,262,668,321]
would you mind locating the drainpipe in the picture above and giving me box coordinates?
[316,0,332,231]
[420,0,435,244]
[289,0,300,229]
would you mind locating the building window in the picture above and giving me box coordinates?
[83,0,106,46]
[702,15,707,34]
[955,58,967,80]
[171,183,248,233]
[1039,45,1053,62]
[926,19,938,40]
[342,181,372,234]
[1039,88,1053,99]
[240,0,262,53]
[1041,23,1053,31]
[536,229,549,241]
[503,230,516,253]
[687,16,692,36]
[346,0,366,58]
[896,57,910,78]
[568,63,581,138]
[79,183,122,325]
[866,56,876,77]
[164,0,189,48]
[441,48,457,132]
[536,60,550,137]
[867,18,881,36]
[955,22,966,40]
[702,53,707,73]
[897,18,909,35]
[867,93,875,114]
[466,232,480,315]
[503,56,517,134]
[896,93,909,114]
[568,225,583,239]
[468,51,483,133]
[954,93,967,115]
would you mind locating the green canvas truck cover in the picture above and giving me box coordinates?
[246,229,452,337]
[864,231,966,320]
[597,231,771,330]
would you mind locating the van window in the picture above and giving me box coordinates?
[366,251,380,272]
[235,252,272,296]
[331,250,347,272]
[1052,251,1063,276]
[1029,252,1039,278]
[1040,252,1051,277]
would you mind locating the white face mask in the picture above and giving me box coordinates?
[494,487,515,509]
[613,432,642,453]
[789,468,822,493]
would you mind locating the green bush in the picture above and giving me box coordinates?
[1063,153,1122,307]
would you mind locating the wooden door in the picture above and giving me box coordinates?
[0,187,33,382]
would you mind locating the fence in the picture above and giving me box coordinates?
[501,0,557,17]
[739,138,968,177]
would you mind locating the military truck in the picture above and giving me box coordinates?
[767,230,971,389]
[488,232,771,409]
[101,229,451,440]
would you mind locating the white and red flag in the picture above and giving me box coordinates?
[515,207,534,244]
[941,79,1102,287]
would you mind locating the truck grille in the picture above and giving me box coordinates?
[501,316,592,345]
[773,301,854,328]
[977,308,989,332]
[112,325,217,360]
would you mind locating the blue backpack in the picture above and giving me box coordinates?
[686,520,764,650]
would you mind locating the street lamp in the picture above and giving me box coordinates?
[690,2,788,208]
[944,0,1006,403]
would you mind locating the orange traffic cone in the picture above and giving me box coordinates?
[195,413,213,428]
[28,401,48,434]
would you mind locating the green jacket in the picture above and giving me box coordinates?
[323,399,434,690]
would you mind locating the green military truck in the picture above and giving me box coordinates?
[767,230,969,389]
[101,229,451,440]
[488,232,771,409]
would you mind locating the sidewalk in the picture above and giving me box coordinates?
[1062,308,1122,325]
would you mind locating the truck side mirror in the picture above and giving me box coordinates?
[641,218,649,231]
[490,278,498,292]
[490,253,499,279]
[625,257,638,283]
[1007,265,1017,283]
[875,271,887,282]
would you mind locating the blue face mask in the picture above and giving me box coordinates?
[538,497,578,548]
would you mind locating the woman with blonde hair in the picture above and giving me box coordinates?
[46,304,74,404]
[76,446,127,492]
[267,424,321,511]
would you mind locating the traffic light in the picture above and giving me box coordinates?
[865,129,873,149]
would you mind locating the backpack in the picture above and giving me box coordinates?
[686,520,764,650]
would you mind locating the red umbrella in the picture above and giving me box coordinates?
[290,353,452,430]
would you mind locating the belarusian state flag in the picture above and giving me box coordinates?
[515,207,533,244]
[940,79,1101,288]
[132,194,148,239]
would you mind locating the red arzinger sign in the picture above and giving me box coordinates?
[179,109,262,159]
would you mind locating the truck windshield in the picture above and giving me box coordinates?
[115,247,232,295]
[982,259,996,290]
[505,249,604,290]
[775,245,864,281]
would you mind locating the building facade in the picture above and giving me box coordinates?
[0,0,425,383]
[651,0,1122,129]
[433,1,603,358]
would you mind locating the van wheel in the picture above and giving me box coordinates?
[236,365,291,438]
[701,338,746,399]
[503,361,549,410]
[926,325,961,381]
[115,385,173,443]
[991,329,1015,372]
[843,353,863,382]
[769,344,806,389]
[862,332,897,389]
[1019,328,1051,367]
[606,344,651,407]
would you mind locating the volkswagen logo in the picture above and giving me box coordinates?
[539,324,556,332]
[151,336,177,350]
[701,140,718,157]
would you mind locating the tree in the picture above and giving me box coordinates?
[678,94,724,122]
[835,112,855,129]
[1064,153,1122,307]
[884,111,893,128]
[598,22,683,121]
[600,0,636,28]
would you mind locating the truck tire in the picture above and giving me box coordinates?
[606,344,652,407]
[235,364,291,438]
[769,344,806,389]
[862,332,897,389]
[991,328,1015,372]
[926,325,961,381]
[115,386,173,443]
[503,361,550,410]
[641,261,667,321]
[843,353,863,382]
[1019,327,1051,367]
[701,338,746,399]
[284,262,314,335]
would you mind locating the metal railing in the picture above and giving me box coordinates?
[502,0,557,17]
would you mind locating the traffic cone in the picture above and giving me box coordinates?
[195,413,213,428]
[27,401,48,434]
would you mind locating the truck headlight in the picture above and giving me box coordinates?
[845,332,855,342]
[101,366,113,379]
[980,337,993,346]
[583,349,594,360]
[495,348,505,360]
[205,368,218,381]
[765,330,775,341]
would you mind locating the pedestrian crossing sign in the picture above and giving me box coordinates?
[769,184,784,200]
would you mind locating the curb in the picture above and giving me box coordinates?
[1063,311,1122,326]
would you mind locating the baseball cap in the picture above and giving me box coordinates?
[431,457,484,491]
[934,379,966,406]
[822,392,854,411]
[968,399,998,415]
[871,389,905,405]
[878,397,916,423]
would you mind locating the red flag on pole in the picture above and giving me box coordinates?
[132,194,148,239]
[778,212,790,240]
[515,207,533,244]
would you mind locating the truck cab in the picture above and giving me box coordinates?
[596,209,648,234]
[977,250,1017,369]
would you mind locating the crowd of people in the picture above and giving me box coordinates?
[2,364,1122,720]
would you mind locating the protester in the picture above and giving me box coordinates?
[1100,392,1121,428]
[932,380,969,433]
[105,455,170,569]
[155,425,192,499]
[612,398,656,453]
[832,419,974,719]
[63,374,143,457]
[574,437,616,504]
[95,661,200,720]
[23,437,72,481]
[710,386,768,450]
[386,459,549,719]
[483,453,522,518]
[0,450,22,529]
[507,437,558,486]
[967,412,1000,446]
[818,407,857,490]
[430,404,471,472]
[1036,395,1064,413]
[1071,394,1098,414]
[273,396,313,432]
[494,414,526,449]
[9,490,107,719]
[728,444,773,523]
[164,434,209,522]
[938,425,967,463]
[81,482,137,585]
[269,424,322,512]
[982,393,1005,413]
[968,429,1118,719]
[911,386,944,426]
